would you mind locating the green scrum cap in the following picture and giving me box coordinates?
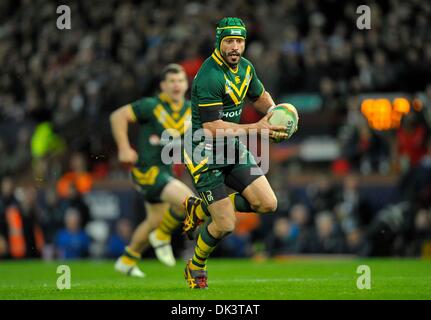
[215,17,247,50]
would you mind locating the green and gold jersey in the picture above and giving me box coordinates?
[130,92,191,169]
[191,49,265,132]
[187,49,264,167]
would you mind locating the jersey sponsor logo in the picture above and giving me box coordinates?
[220,109,242,118]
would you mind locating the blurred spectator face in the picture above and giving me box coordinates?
[320,77,335,96]
[415,209,430,231]
[70,152,87,172]
[65,208,81,233]
[373,50,386,66]
[45,187,58,207]
[316,175,332,192]
[220,37,245,66]
[18,186,37,213]
[17,127,30,145]
[290,204,309,227]
[1,176,14,198]
[316,212,334,238]
[284,25,299,42]
[160,71,188,103]
[116,218,132,241]
[344,174,359,191]
[346,228,362,247]
[274,217,291,238]
[351,33,365,49]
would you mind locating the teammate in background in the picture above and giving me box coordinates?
[110,64,194,277]
[183,17,298,288]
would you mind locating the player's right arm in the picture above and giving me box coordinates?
[196,73,287,139]
[203,115,286,139]
[109,104,138,166]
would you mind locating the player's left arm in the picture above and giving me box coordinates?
[252,90,276,114]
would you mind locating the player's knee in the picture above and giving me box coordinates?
[255,196,277,214]
[214,214,236,233]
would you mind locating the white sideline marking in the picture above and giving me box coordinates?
[210,278,336,283]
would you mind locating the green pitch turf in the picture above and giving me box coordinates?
[0,258,430,299]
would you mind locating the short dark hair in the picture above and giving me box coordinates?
[160,63,185,81]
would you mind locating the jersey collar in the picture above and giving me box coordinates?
[159,92,184,112]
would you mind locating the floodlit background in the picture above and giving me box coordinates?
[0,0,430,262]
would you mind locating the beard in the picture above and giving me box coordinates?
[221,50,242,67]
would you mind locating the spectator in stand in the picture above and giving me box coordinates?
[0,183,45,259]
[300,211,346,254]
[345,227,369,256]
[106,218,133,258]
[334,174,373,229]
[56,152,93,199]
[409,208,431,256]
[399,137,431,209]
[396,112,428,173]
[55,207,91,259]
[306,175,337,216]
[288,203,311,247]
[265,217,299,257]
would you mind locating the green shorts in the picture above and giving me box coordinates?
[184,139,263,205]
[131,165,174,203]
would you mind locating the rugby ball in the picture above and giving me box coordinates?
[268,103,299,142]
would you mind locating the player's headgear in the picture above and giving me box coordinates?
[215,17,247,51]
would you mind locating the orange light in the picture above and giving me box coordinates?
[393,98,410,114]
[361,99,374,117]
[361,97,411,131]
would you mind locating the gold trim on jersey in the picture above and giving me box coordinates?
[153,104,191,135]
[224,65,251,97]
[211,52,223,66]
[223,65,252,105]
[183,150,208,184]
[198,102,223,107]
[128,104,137,122]
[225,84,240,105]
[132,166,159,185]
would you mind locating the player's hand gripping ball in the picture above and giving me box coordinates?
[269,103,299,143]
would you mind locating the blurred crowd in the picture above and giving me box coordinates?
[219,171,431,258]
[2,168,431,259]
[1,0,431,259]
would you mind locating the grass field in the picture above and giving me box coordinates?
[0,258,430,300]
